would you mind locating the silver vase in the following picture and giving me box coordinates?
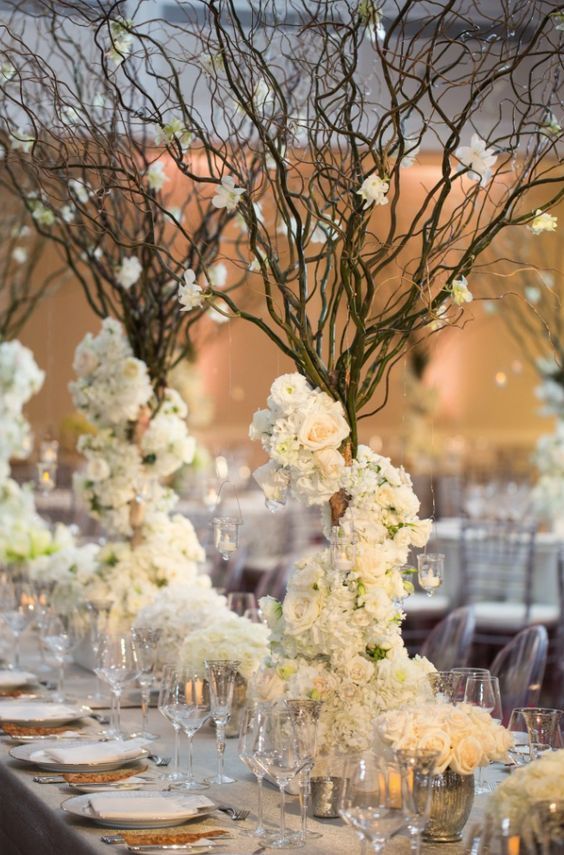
[423,768,475,843]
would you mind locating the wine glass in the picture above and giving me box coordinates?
[395,749,439,855]
[521,708,562,760]
[84,599,113,703]
[417,553,444,596]
[131,625,161,740]
[253,704,305,849]
[339,753,406,854]
[463,674,502,794]
[95,632,140,738]
[227,592,257,616]
[43,611,80,701]
[0,580,36,669]
[164,667,211,791]
[238,702,271,839]
[507,708,531,766]
[157,663,187,783]
[244,607,265,624]
[205,659,240,784]
[285,698,323,843]
[451,667,490,702]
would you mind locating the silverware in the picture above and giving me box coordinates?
[148,754,171,767]
[216,805,250,821]
[126,845,225,853]
[33,775,65,783]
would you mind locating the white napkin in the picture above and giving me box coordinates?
[0,702,77,721]
[87,793,213,821]
[30,738,149,765]
[0,671,36,688]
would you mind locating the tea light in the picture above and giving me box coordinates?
[507,835,520,855]
[218,535,236,555]
[420,572,441,589]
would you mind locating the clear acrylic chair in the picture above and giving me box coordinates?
[419,606,476,670]
[490,624,548,725]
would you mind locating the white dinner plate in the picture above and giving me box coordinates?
[10,740,150,772]
[61,791,216,828]
[0,670,37,691]
[0,701,91,726]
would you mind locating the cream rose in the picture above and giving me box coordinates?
[298,403,349,451]
[450,734,484,775]
[73,346,98,377]
[282,588,323,634]
[313,447,345,478]
[348,655,375,685]
[86,457,111,482]
[418,728,452,773]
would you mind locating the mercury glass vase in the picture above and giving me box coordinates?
[423,769,474,843]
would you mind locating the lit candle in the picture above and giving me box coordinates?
[507,835,520,855]
[218,535,236,554]
[420,572,441,589]
[387,769,402,809]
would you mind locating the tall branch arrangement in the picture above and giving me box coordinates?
[30,0,561,451]
[0,6,248,394]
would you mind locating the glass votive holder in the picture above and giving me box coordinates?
[417,553,444,596]
[330,526,357,573]
[212,516,241,560]
[36,461,57,494]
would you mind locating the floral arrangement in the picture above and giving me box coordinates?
[71,319,195,537]
[180,612,270,682]
[531,358,564,531]
[28,529,99,613]
[87,513,206,626]
[486,749,564,828]
[249,373,350,507]
[377,702,513,776]
[251,374,435,753]
[0,339,44,477]
[0,480,62,565]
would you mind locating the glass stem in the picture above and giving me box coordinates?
[256,775,265,834]
[109,692,117,734]
[95,674,103,701]
[14,634,20,669]
[411,830,421,855]
[186,733,194,781]
[57,659,65,699]
[300,772,310,840]
[141,685,150,734]
[115,689,122,737]
[216,721,226,781]
[173,725,180,773]
[279,784,287,839]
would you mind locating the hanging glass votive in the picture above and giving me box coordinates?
[330,526,357,573]
[39,438,59,464]
[417,552,445,597]
[212,515,241,560]
[36,460,57,495]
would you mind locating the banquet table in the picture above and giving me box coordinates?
[0,658,503,855]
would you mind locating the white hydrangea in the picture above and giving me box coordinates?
[180,612,270,681]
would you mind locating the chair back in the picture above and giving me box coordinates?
[459,520,536,615]
[254,555,295,602]
[419,606,475,670]
[224,547,249,594]
[490,624,548,724]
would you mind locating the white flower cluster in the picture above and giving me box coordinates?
[180,611,270,682]
[28,529,100,614]
[71,320,195,536]
[251,373,435,753]
[377,702,513,775]
[0,340,44,477]
[535,357,564,418]
[487,749,564,829]
[249,373,350,506]
[0,480,55,565]
[84,513,205,626]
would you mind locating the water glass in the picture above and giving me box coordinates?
[0,580,36,669]
[238,702,271,839]
[157,664,187,783]
[521,708,562,760]
[464,673,502,794]
[339,753,406,853]
[164,667,210,791]
[451,667,490,702]
[131,626,161,740]
[85,599,113,703]
[43,612,77,701]
[507,708,531,766]
[285,698,323,843]
[205,659,240,784]
[95,632,139,737]
[253,705,305,849]
[395,749,439,854]
[417,553,444,596]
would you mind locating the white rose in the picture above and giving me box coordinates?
[86,457,111,482]
[249,408,272,440]
[73,346,98,377]
[348,655,374,685]
[417,729,452,774]
[121,357,145,382]
[313,447,345,479]
[450,735,484,776]
[259,595,283,631]
[282,588,322,634]
[298,403,349,451]
[269,373,311,410]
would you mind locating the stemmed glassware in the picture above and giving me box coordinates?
[427,671,463,703]
[205,659,240,784]
[451,667,490,702]
[395,749,439,854]
[227,592,257,616]
[507,708,531,766]
[165,667,211,791]
[85,599,113,704]
[43,611,80,701]
[417,553,444,596]
[0,579,36,669]
[95,632,140,738]
[285,698,323,843]
[157,663,187,783]
[463,673,502,794]
[252,704,305,849]
[339,753,406,854]
[131,626,161,740]
[238,702,271,840]
[520,708,562,760]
